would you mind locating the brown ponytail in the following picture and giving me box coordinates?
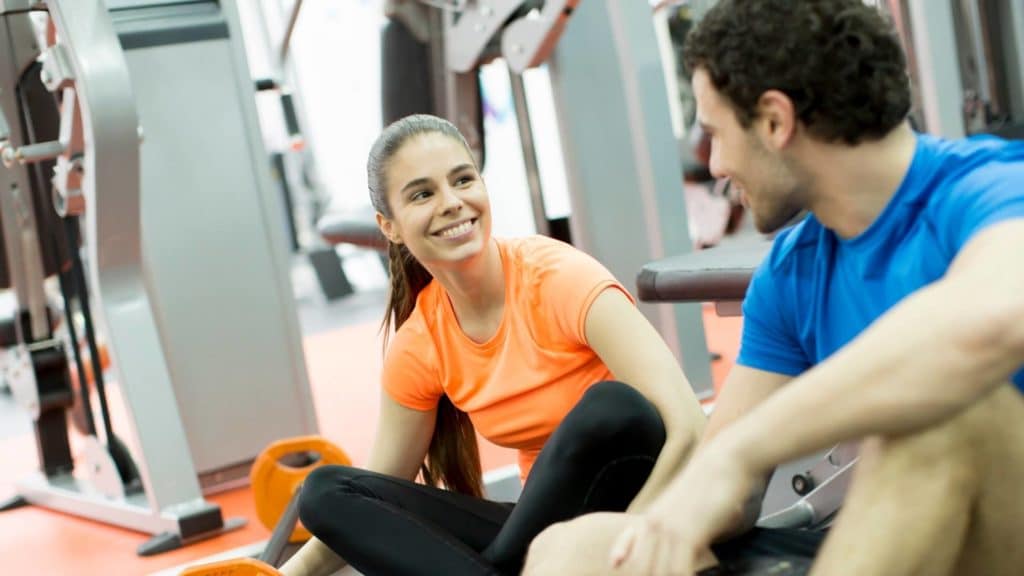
[370,115,483,497]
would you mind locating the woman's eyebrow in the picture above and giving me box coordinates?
[448,163,475,176]
[400,177,431,195]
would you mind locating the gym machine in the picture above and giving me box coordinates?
[246,0,356,303]
[884,0,1024,139]
[0,0,318,555]
[0,0,241,555]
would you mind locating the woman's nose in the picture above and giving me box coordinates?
[438,185,464,213]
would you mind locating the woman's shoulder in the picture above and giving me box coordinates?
[400,281,443,338]
[500,234,583,270]
[384,282,439,355]
[388,299,440,370]
[501,235,623,317]
[383,300,443,405]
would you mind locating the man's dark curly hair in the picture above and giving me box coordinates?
[683,0,911,145]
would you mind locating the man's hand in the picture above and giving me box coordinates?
[609,444,757,574]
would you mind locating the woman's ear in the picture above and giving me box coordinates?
[377,212,402,245]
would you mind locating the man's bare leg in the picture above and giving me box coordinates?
[949,385,1024,575]
[524,512,718,575]
[811,385,1024,576]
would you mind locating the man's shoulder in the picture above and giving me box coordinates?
[924,132,1024,163]
[763,215,823,275]
[919,134,1024,197]
[742,217,823,313]
[913,135,1024,236]
[948,138,1024,188]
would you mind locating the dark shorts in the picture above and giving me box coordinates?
[704,528,827,575]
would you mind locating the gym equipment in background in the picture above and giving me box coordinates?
[0,0,247,555]
[183,436,351,575]
[251,436,351,547]
[0,0,319,555]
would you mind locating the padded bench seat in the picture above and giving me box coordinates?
[317,207,388,251]
[636,236,771,305]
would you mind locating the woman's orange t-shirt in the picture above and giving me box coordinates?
[382,235,634,481]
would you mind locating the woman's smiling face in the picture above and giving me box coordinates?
[377,132,491,268]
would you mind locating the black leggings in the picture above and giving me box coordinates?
[299,380,665,576]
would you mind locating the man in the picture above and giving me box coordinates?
[524,0,1024,574]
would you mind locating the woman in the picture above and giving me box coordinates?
[280,115,706,576]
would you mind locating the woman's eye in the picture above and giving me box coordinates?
[456,175,473,186]
[411,189,431,201]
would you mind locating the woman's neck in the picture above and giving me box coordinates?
[431,238,506,341]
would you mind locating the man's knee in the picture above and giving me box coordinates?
[853,390,1013,490]
[821,388,1024,575]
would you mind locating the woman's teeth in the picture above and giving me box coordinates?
[439,220,473,238]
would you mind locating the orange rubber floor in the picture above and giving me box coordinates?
[0,306,741,575]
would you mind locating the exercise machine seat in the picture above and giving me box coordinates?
[637,236,772,303]
[316,207,388,252]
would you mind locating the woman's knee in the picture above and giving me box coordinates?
[298,465,368,533]
[564,381,666,452]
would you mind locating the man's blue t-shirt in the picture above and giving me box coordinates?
[737,133,1024,392]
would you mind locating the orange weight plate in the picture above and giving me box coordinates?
[251,435,351,543]
[180,558,282,576]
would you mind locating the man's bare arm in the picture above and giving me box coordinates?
[714,220,1024,475]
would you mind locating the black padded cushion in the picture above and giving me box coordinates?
[0,315,18,348]
[637,237,771,303]
[380,16,487,169]
[381,18,434,125]
[317,207,388,251]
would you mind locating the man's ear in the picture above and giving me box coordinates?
[756,90,797,150]
[377,212,401,245]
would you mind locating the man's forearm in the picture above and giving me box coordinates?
[628,434,696,512]
[719,280,1021,474]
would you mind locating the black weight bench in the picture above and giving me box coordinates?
[317,207,389,253]
[308,207,389,299]
[636,236,771,313]
[316,207,390,288]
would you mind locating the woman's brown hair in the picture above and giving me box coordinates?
[368,114,483,497]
